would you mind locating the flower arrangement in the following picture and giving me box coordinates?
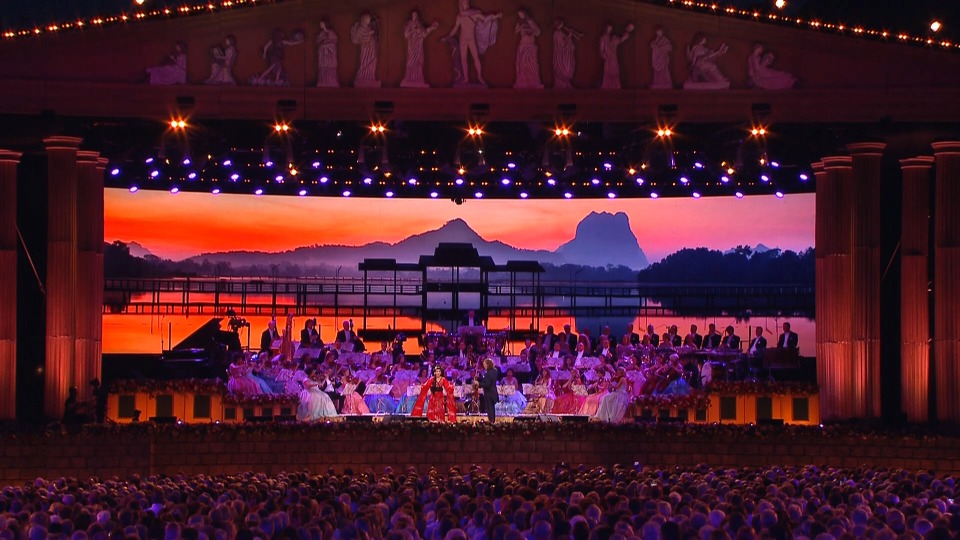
[706,381,819,396]
[221,393,300,406]
[634,393,711,411]
[111,378,226,396]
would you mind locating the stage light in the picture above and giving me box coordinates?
[274,122,290,133]
[474,191,483,198]
[607,192,617,199]
[342,190,351,197]
[385,191,394,198]
[680,176,689,184]
[363,177,373,185]
[656,127,672,138]
[775,191,785,198]
[274,175,284,182]
[692,191,702,199]
[727,167,735,174]
[455,178,464,185]
[564,192,573,199]
[930,20,942,32]
[507,162,516,169]
[467,125,483,137]
[650,192,659,199]
[182,158,191,165]
[320,176,329,183]
[298,189,307,196]
[170,186,179,194]
[223,159,232,166]
[110,168,120,176]
[750,127,767,136]
[628,167,637,175]
[554,126,571,137]
[370,124,386,134]
[799,173,809,181]
[591,178,600,185]
[771,161,780,168]
[187,172,197,180]
[211,188,220,195]
[735,191,745,198]
[458,167,466,175]
[694,162,704,169]
[265,161,274,168]
[430,191,439,198]
[721,175,730,183]
[149,170,160,178]
[230,173,240,181]
[128,185,138,193]
[520,192,529,199]
[501,178,511,185]
[254,188,263,195]
[289,168,298,176]
[603,162,612,171]
[312,161,321,169]
[775,0,786,9]
[145,157,154,164]
[761,174,770,182]
[547,178,556,186]
[169,119,187,130]
[635,177,645,185]
[408,178,418,185]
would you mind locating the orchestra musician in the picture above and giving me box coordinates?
[558,324,578,353]
[478,358,500,423]
[662,325,682,347]
[748,326,767,356]
[645,324,660,347]
[260,319,280,353]
[777,322,799,352]
[542,325,557,352]
[702,323,722,349]
[686,324,703,349]
[300,318,320,349]
[721,325,741,350]
[625,323,641,346]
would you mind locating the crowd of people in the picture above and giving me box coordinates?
[228,318,802,424]
[0,463,955,540]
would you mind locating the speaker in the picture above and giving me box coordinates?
[560,415,589,423]
[757,418,784,427]
[346,415,373,423]
[149,416,178,424]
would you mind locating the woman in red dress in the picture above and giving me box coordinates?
[411,365,458,422]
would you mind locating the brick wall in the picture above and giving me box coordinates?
[1,428,956,485]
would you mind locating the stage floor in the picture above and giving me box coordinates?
[329,413,591,424]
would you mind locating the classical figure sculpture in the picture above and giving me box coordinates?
[316,21,339,88]
[147,41,187,85]
[351,13,381,88]
[649,28,673,89]
[552,18,581,89]
[250,29,304,87]
[599,23,634,89]
[747,43,796,89]
[443,0,502,87]
[204,35,237,85]
[683,35,730,90]
[401,11,439,88]
[514,9,543,89]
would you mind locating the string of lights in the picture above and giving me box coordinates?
[0,0,954,52]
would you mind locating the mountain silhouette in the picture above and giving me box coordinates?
[181,214,651,272]
[556,212,649,269]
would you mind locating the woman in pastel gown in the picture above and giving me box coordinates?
[411,365,457,422]
[297,368,338,422]
[495,368,527,416]
[363,368,397,413]
[594,370,632,423]
[247,354,275,394]
[340,371,370,415]
[226,355,261,395]
[397,367,430,414]
[553,368,587,414]
[578,377,609,416]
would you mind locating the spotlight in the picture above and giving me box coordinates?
[467,126,483,136]
[607,192,617,199]
[656,127,672,138]
[799,173,809,181]
[735,191,745,198]
[628,167,637,175]
[170,186,179,194]
[519,192,529,199]
[274,175,284,182]
[274,122,291,132]
[135,0,146,5]
[265,161,274,168]
[726,167,735,174]
[564,192,573,199]
[692,191,701,199]
[775,191,785,198]
[694,162,704,169]
[145,158,154,164]
[211,188,221,195]
[187,172,197,180]
[501,178,511,185]
[370,124,386,134]
[455,178,464,185]
[149,170,160,178]
[458,167,466,175]
[342,190,351,197]
[591,178,600,185]
[774,0,786,9]
[650,192,659,199]
[289,168,299,176]
[761,174,770,182]
[721,176,730,183]
[298,189,308,196]
[474,192,483,198]
[635,177,645,185]
[385,191,395,198]
[554,126,571,137]
[930,20,942,32]
[254,188,263,195]
[110,168,120,176]
[222,159,232,166]
[312,161,321,169]
[182,158,191,165]
[680,176,689,184]
[547,178,556,186]
[169,119,187,130]
[408,178,418,185]
[430,191,439,198]
[320,176,329,183]
[603,163,612,171]
[750,127,767,136]
[770,161,780,168]
[507,162,516,169]
[363,177,373,185]
[128,185,139,193]
[230,173,240,181]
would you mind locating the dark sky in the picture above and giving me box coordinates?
[0,0,956,40]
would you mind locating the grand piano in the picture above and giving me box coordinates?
[160,317,243,378]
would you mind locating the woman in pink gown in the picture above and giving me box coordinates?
[226,356,261,395]
[340,372,370,415]
[553,368,587,414]
[578,377,609,416]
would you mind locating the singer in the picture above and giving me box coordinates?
[412,365,457,422]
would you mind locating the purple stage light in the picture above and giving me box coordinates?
[564,192,573,199]
[692,191,702,199]
[547,178,556,186]
[385,191,395,198]
[430,191,439,198]
[187,172,197,180]
[799,173,809,181]
[149,170,160,178]
[342,190,351,197]
[721,175,730,183]
[312,161,320,169]
[680,176,689,184]
[211,188,221,195]
[591,178,600,185]
[650,192,659,199]
[363,177,373,185]
[501,178,511,185]
[735,191,745,199]
[222,159,232,166]
[230,173,240,181]
[455,178,464,185]
[110,168,120,176]
[128,185,138,193]
[182,158,191,165]
[775,191,785,198]
[607,192,617,199]
[170,186,179,194]
[474,191,483,198]
[319,176,329,184]
[519,192,528,199]
[254,188,263,195]
[507,162,516,169]
[761,174,770,182]
[298,189,308,196]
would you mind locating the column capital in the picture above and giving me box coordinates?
[77,151,101,165]
[0,150,22,164]
[847,142,887,156]
[96,157,109,171]
[42,136,84,151]
[900,156,935,170]
[822,156,853,170]
[931,141,960,156]
[811,161,824,173]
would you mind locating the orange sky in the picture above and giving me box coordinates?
[104,189,815,263]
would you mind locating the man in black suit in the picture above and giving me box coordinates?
[721,325,741,351]
[558,324,578,353]
[777,322,799,352]
[334,320,358,349]
[686,324,703,349]
[599,326,617,349]
[300,318,320,348]
[645,324,660,347]
[260,320,279,353]
[625,323,641,345]
[702,323,722,349]
[662,325,682,347]
[747,326,767,356]
[461,309,484,328]
[479,358,500,423]
[541,325,557,352]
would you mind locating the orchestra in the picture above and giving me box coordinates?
[235,314,799,421]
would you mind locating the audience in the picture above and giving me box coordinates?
[0,463,957,540]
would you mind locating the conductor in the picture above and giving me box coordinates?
[479,358,500,423]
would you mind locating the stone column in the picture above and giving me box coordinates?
[847,142,886,418]
[0,150,22,420]
[816,156,854,420]
[44,136,83,419]
[931,141,960,422]
[899,156,934,422]
[75,151,101,401]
